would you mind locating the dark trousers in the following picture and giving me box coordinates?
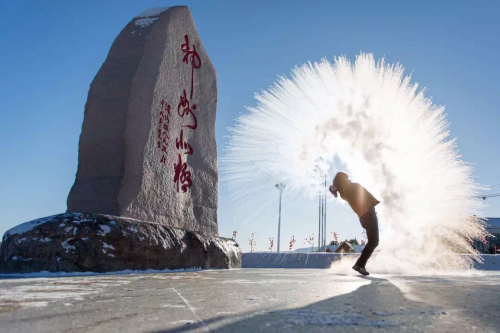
[355,207,379,268]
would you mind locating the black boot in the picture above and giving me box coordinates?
[352,265,369,276]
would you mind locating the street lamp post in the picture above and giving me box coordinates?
[318,187,321,252]
[323,174,327,252]
[275,183,286,253]
[317,174,328,252]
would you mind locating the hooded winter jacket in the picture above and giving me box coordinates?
[333,174,380,218]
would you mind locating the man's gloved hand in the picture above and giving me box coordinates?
[329,185,338,198]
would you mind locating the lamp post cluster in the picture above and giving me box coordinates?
[274,175,328,253]
[318,174,327,252]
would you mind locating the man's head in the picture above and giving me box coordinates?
[330,172,350,198]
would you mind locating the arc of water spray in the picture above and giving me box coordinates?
[223,53,488,272]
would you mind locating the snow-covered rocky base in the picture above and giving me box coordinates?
[0,213,241,273]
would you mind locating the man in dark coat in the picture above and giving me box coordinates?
[330,172,380,275]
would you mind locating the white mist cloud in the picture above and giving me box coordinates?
[223,53,487,271]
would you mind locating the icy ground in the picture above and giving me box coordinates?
[1,269,499,332]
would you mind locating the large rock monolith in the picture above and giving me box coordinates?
[68,6,218,236]
[0,6,241,273]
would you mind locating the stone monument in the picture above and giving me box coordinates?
[0,6,241,273]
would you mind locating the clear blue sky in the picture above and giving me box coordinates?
[1,0,499,252]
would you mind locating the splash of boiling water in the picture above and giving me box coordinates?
[223,53,487,271]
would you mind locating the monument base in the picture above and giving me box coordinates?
[0,213,241,273]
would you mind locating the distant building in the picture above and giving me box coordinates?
[335,242,356,253]
[293,243,365,253]
[325,243,364,253]
[473,217,500,254]
[293,246,319,253]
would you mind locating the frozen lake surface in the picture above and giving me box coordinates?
[1,268,499,332]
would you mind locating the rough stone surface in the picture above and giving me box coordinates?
[0,213,241,273]
[67,6,219,236]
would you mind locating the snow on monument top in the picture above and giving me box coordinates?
[135,7,170,18]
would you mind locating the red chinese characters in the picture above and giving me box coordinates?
[173,34,201,193]
[156,100,171,164]
[173,154,192,193]
[175,130,193,155]
[181,34,201,100]
[177,89,197,130]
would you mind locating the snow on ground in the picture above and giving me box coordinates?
[2,269,500,332]
[0,267,201,279]
[2,267,499,316]
[0,276,131,310]
[0,268,202,311]
[283,309,400,328]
